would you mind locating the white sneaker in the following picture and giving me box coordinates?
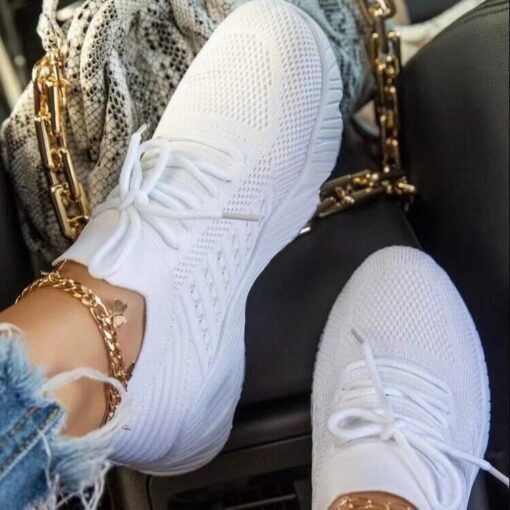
[58,0,342,474]
[312,246,509,510]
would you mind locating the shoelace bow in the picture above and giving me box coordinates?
[327,329,509,510]
[89,126,259,276]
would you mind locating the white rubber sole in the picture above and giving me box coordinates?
[143,5,343,476]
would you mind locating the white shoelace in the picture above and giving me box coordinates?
[88,126,259,276]
[327,329,509,510]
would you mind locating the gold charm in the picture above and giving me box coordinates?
[112,299,128,328]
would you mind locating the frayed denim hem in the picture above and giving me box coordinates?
[0,327,112,510]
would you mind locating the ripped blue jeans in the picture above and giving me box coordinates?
[0,328,109,510]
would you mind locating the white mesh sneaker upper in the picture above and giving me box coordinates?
[312,247,508,510]
[59,0,342,473]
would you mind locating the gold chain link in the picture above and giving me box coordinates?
[33,50,90,240]
[313,0,416,220]
[17,267,129,422]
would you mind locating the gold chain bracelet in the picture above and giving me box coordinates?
[16,266,130,422]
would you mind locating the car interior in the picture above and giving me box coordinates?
[0,0,508,508]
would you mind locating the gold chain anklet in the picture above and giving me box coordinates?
[329,492,415,510]
[16,265,129,422]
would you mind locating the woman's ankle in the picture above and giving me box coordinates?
[0,261,145,436]
[59,261,146,369]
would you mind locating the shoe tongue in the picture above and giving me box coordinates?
[318,442,431,510]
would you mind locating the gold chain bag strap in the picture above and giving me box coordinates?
[312,0,416,223]
[33,50,90,241]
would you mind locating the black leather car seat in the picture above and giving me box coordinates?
[402,0,509,506]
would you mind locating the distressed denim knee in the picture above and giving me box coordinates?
[0,325,111,510]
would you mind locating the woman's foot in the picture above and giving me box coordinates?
[0,261,145,436]
[57,0,342,473]
[312,247,508,509]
